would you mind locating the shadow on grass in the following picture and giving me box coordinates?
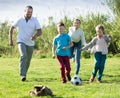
[101,74,120,83]
[80,74,120,84]
[20,95,66,98]
[25,74,120,84]
[103,74,120,77]
[26,77,58,82]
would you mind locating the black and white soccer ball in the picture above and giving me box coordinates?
[71,76,82,85]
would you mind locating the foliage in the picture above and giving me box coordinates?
[106,0,120,53]
[106,0,120,16]
[0,14,120,57]
[81,51,91,59]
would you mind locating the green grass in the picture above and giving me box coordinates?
[0,57,120,98]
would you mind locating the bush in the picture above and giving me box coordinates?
[114,53,120,57]
[107,53,114,58]
[81,51,91,59]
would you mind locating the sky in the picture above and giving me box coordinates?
[0,0,112,25]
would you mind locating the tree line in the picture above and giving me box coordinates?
[0,0,120,57]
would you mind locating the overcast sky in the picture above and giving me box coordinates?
[0,0,111,25]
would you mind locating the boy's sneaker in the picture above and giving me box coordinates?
[67,75,71,81]
[62,80,67,83]
[89,75,95,83]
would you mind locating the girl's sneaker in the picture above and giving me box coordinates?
[89,75,95,82]
[97,80,101,83]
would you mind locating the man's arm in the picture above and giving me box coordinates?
[31,29,42,40]
[9,26,15,46]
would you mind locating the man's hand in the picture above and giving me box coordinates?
[31,29,42,40]
[9,40,14,46]
[31,35,37,40]
[9,26,15,46]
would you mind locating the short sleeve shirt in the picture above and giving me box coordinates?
[13,16,41,46]
[53,33,71,57]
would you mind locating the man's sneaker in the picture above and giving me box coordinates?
[21,76,26,82]
[89,75,95,83]
[67,75,71,81]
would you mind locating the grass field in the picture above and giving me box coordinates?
[0,57,120,98]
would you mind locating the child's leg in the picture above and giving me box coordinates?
[98,55,106,81]
[63,56,71,81]
[57,56,66,83]
[70,45,75,58]
[74,41,82,75]
[92,52,101,77]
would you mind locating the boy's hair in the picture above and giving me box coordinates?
[57,22,65,27]
[74,19,81,24]
[95,25,104,33]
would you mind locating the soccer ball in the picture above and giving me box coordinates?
[71,76,82,85]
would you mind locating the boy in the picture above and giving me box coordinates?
[81,25,111,83]
[52,22,73,83]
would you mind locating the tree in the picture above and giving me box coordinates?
[106,0,120,53]
[106,0,120,17]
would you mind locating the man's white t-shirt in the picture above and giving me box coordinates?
[13,16,41,46]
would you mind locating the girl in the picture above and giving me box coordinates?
[81,25,111,83]
[68,19,86,76]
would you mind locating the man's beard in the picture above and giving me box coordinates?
[27,16,31,19]
[25,15,32,19]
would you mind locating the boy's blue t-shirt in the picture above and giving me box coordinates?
[53,33,71,57]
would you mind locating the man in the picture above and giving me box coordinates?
[9,5,42,81]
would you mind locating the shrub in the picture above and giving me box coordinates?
[81,51,91,59]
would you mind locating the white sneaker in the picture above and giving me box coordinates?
[74,74,79,77]
[72,57,75,62]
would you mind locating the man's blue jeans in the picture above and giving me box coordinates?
[18,43,34,77]
[70,40,82,75]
